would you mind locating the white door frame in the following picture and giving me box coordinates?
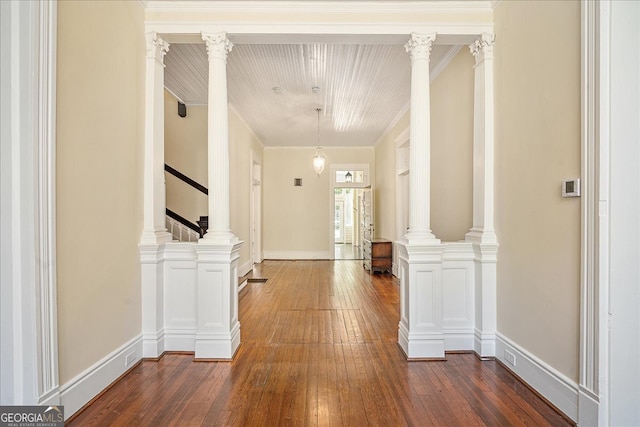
[329,163,370,259]
[250,149,263,265]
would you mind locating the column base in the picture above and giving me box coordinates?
[140,229,172,245]
[194,240,243,360]
[465,228,498,245]
[474,329,496,359]
[140,242,167,358]
[194,323,241,360]
[467,235,499,359]
[201,230,241,245]
[396,241,446,360]
[405,230,441,245]
[398,323,445,359]
[142,331,166,359]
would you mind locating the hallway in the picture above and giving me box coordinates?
[334,243,363,260]
[68,260,571,426]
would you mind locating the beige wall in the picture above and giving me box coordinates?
[229,108,264,266]
[263,147,374,254]
[56,0,145,384]
[494,0,581,380]
[374,49,473,244]
[164,94,263,268]
[374,112,408,242]
[164,91,208,225]
[430,49,474,241]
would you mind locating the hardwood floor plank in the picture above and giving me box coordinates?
[67,260,573,427]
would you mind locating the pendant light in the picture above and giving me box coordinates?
[312,108,325,175]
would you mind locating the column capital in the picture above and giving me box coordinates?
[469,33,495,63]
[202,32,233,63]
[145,31,169,62]
[404,33,437,62]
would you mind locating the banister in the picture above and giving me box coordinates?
[164,164,208,195]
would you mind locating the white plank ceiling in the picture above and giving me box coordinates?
[164,42,459,147]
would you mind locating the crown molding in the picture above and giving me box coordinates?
[145,1,494,14]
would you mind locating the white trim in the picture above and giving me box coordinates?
[239,278,248,293]
[35,0,59,405]
[579,1,604,425]
[596,3,611,422]
[164,329,196,352]
[60,335,143,420]
[163,86,185,104]
[496,333,577,422]
[145,1,494,15]
[249,149,263,266]
[263,251,331,260]
[443,329,474,351]
[238,260,252,278]
[0,0,59,406]
[330,163,372,259]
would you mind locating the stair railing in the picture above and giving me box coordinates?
[164,164,208,239]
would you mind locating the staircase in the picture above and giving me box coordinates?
[164,164,208,242]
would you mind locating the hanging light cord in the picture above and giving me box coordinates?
[316,108,321,148]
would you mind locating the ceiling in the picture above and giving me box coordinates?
[164,41,460,147]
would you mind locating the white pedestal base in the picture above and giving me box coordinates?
[396,242,445,359]
[140,242,168,358]
[194,241,243,360]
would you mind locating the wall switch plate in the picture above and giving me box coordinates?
[562,178,581,197]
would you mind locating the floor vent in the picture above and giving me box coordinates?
[247,278,268,283]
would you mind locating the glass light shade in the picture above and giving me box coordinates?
[313,149,326,174]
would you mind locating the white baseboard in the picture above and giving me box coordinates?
[238,260,252,278]
[263,251,331,260]
[60,335,143,420]
[39,388,61,406]
[164,328,196,352]
[496,332,578,422]
[578,385,600,426]
[239,278,248,293]
[443,329,474,351]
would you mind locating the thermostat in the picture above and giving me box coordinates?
[562,178,581,197]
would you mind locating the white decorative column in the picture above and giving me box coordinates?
[140,31,171,245]
[194,32,243,360]
[405,33,439,244]
[397,33,445,360]
[140,32,171,358]
[201,32,237,244]
[465,33,499,358]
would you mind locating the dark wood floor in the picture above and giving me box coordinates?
[68,260,573,426]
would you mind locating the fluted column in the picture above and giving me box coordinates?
[404,33,439,244]
[466,33,498,245]
[195,32,243,360]
[140,31,171,358]
[466,33,498,358]
[140,31,172,245]
[201,32,238,243]
[397,33,445,360]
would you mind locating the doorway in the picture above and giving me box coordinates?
[250,150,262,265]
[334,187,362,260]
